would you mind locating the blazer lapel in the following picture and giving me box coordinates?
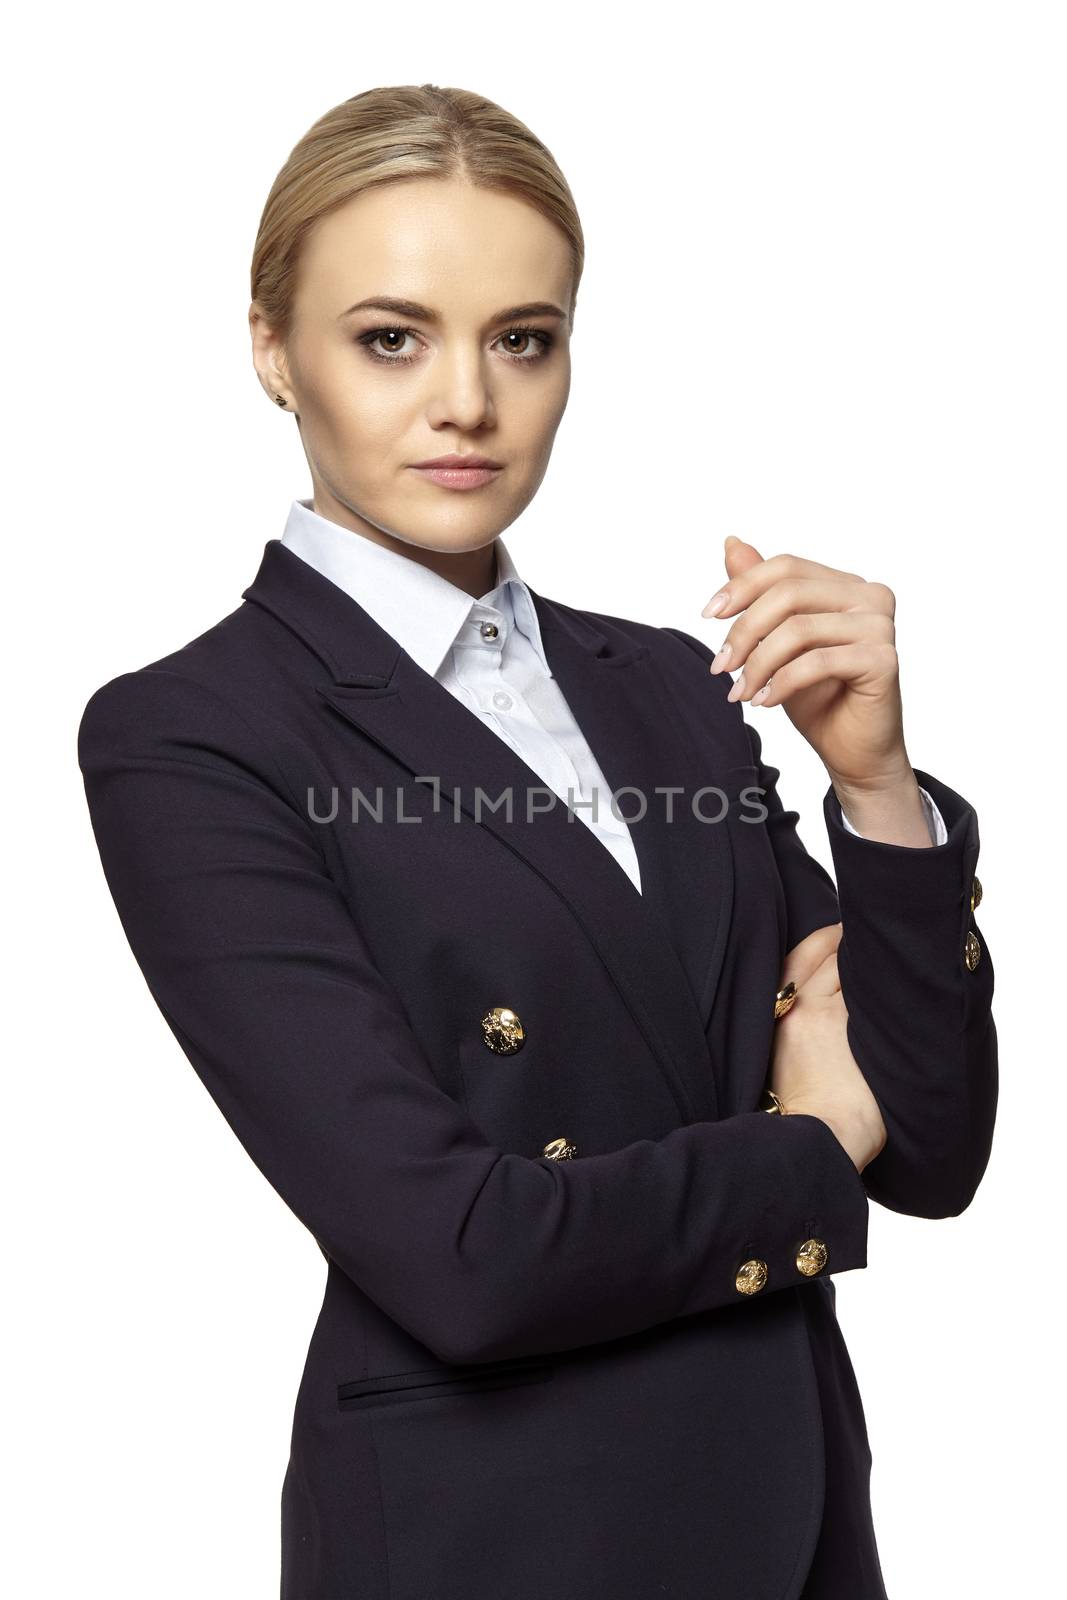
[242,540,732,1123]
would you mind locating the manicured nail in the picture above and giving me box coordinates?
[751,683,770,705]
[726,673,745,702]
[702,591,729,617]
[710,642,732,673]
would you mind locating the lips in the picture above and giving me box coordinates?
[411,453,503,470]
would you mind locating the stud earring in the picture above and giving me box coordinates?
[273,393,287,408]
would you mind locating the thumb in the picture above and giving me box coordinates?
[724,533,764,581]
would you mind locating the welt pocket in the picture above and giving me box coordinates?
[337,1357,556,1411]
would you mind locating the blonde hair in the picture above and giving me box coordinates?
[251,85,584,339]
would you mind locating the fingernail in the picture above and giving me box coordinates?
[709,642,732,674]
[702,591,729,617]
[726,672,745,703]
[751,683,770,705]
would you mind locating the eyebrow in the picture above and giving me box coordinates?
[337,296,567,325]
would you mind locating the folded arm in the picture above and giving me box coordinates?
[745,714,996,1219]
[664,625,998,1222]
[78,667,870,1367]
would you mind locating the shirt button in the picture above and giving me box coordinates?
[492,691,512,710]
[480,620,499,639]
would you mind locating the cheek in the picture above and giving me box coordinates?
[511,370,569,462]
[310,362,409,457]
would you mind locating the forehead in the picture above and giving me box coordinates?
[296,177,573,313]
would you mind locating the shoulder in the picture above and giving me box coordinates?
[541,591,716,664]
[546,595,723,682]
[76,600,277,777]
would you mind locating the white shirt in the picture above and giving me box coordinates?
[280,497,946,895]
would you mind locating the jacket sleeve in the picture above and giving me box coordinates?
[77,666,870,1366]
[821,764,997,1220]
[662,625,998,1223]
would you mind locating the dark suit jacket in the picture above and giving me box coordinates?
[77,538,997,1600]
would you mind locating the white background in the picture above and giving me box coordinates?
[8,2,1063,1594]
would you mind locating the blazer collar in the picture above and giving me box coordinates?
[242,535,622,683]
[278,497,552,681]
[241,537,735,1123]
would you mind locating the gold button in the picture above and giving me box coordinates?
[481,1005,525,1054]
[796,1238,828,1276]
[970,874,983,912]
[964,931,981,971]
[542,1137,577,1160]
[735,1258,768,1295]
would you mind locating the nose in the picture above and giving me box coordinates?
[425,344,496,433]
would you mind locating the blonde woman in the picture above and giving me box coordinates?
[78,85,997,1600]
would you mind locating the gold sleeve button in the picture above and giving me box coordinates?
[481,1005,525,1053]
[542,1137,577,1160]
[964,931,982,971]
[970,874,983,912]
[795,1238,828,1276]
[735,1258,768,1296]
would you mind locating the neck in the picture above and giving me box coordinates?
[308,491,499,599]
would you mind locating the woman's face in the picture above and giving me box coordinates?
[251,176,573,577]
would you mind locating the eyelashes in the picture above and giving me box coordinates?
[355,324,555,367]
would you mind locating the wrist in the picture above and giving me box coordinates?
[831,767,931,848]
[779,1099,883,1173]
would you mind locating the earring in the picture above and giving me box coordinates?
[273,393,287,408]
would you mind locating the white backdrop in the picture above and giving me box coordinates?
[8,2,1063,1594]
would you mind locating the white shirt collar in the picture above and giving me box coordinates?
[279,497,551,681]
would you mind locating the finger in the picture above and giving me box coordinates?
[709,578,893,676]
[802,948,843,998]
[726,611,896,703]
[743,639,901,710]
[702,554,871,619]
[780,922,842,990]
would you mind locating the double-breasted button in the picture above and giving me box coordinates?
[796,1238,828,1277]
[971,874,983,912]
[964,931,982,971]
[735,1258,768,1296]
[481,1005,525,1053]
[542,1137,577,1160]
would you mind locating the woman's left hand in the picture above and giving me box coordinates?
[701,535,913,794]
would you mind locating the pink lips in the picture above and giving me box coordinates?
[410,453,504,491]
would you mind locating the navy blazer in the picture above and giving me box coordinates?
[77,538,997,1600]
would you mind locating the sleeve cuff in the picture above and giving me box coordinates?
[823,766,980,913]
[839,784,948,846]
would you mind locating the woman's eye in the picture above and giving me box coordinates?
[494,327,554,362]
[356,324,554,366]
[358,327,420,364]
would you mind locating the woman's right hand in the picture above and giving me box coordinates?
[768,927,888,1173]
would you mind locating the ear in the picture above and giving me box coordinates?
[248,301,294,411]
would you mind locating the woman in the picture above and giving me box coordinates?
[77,85,997,1600]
